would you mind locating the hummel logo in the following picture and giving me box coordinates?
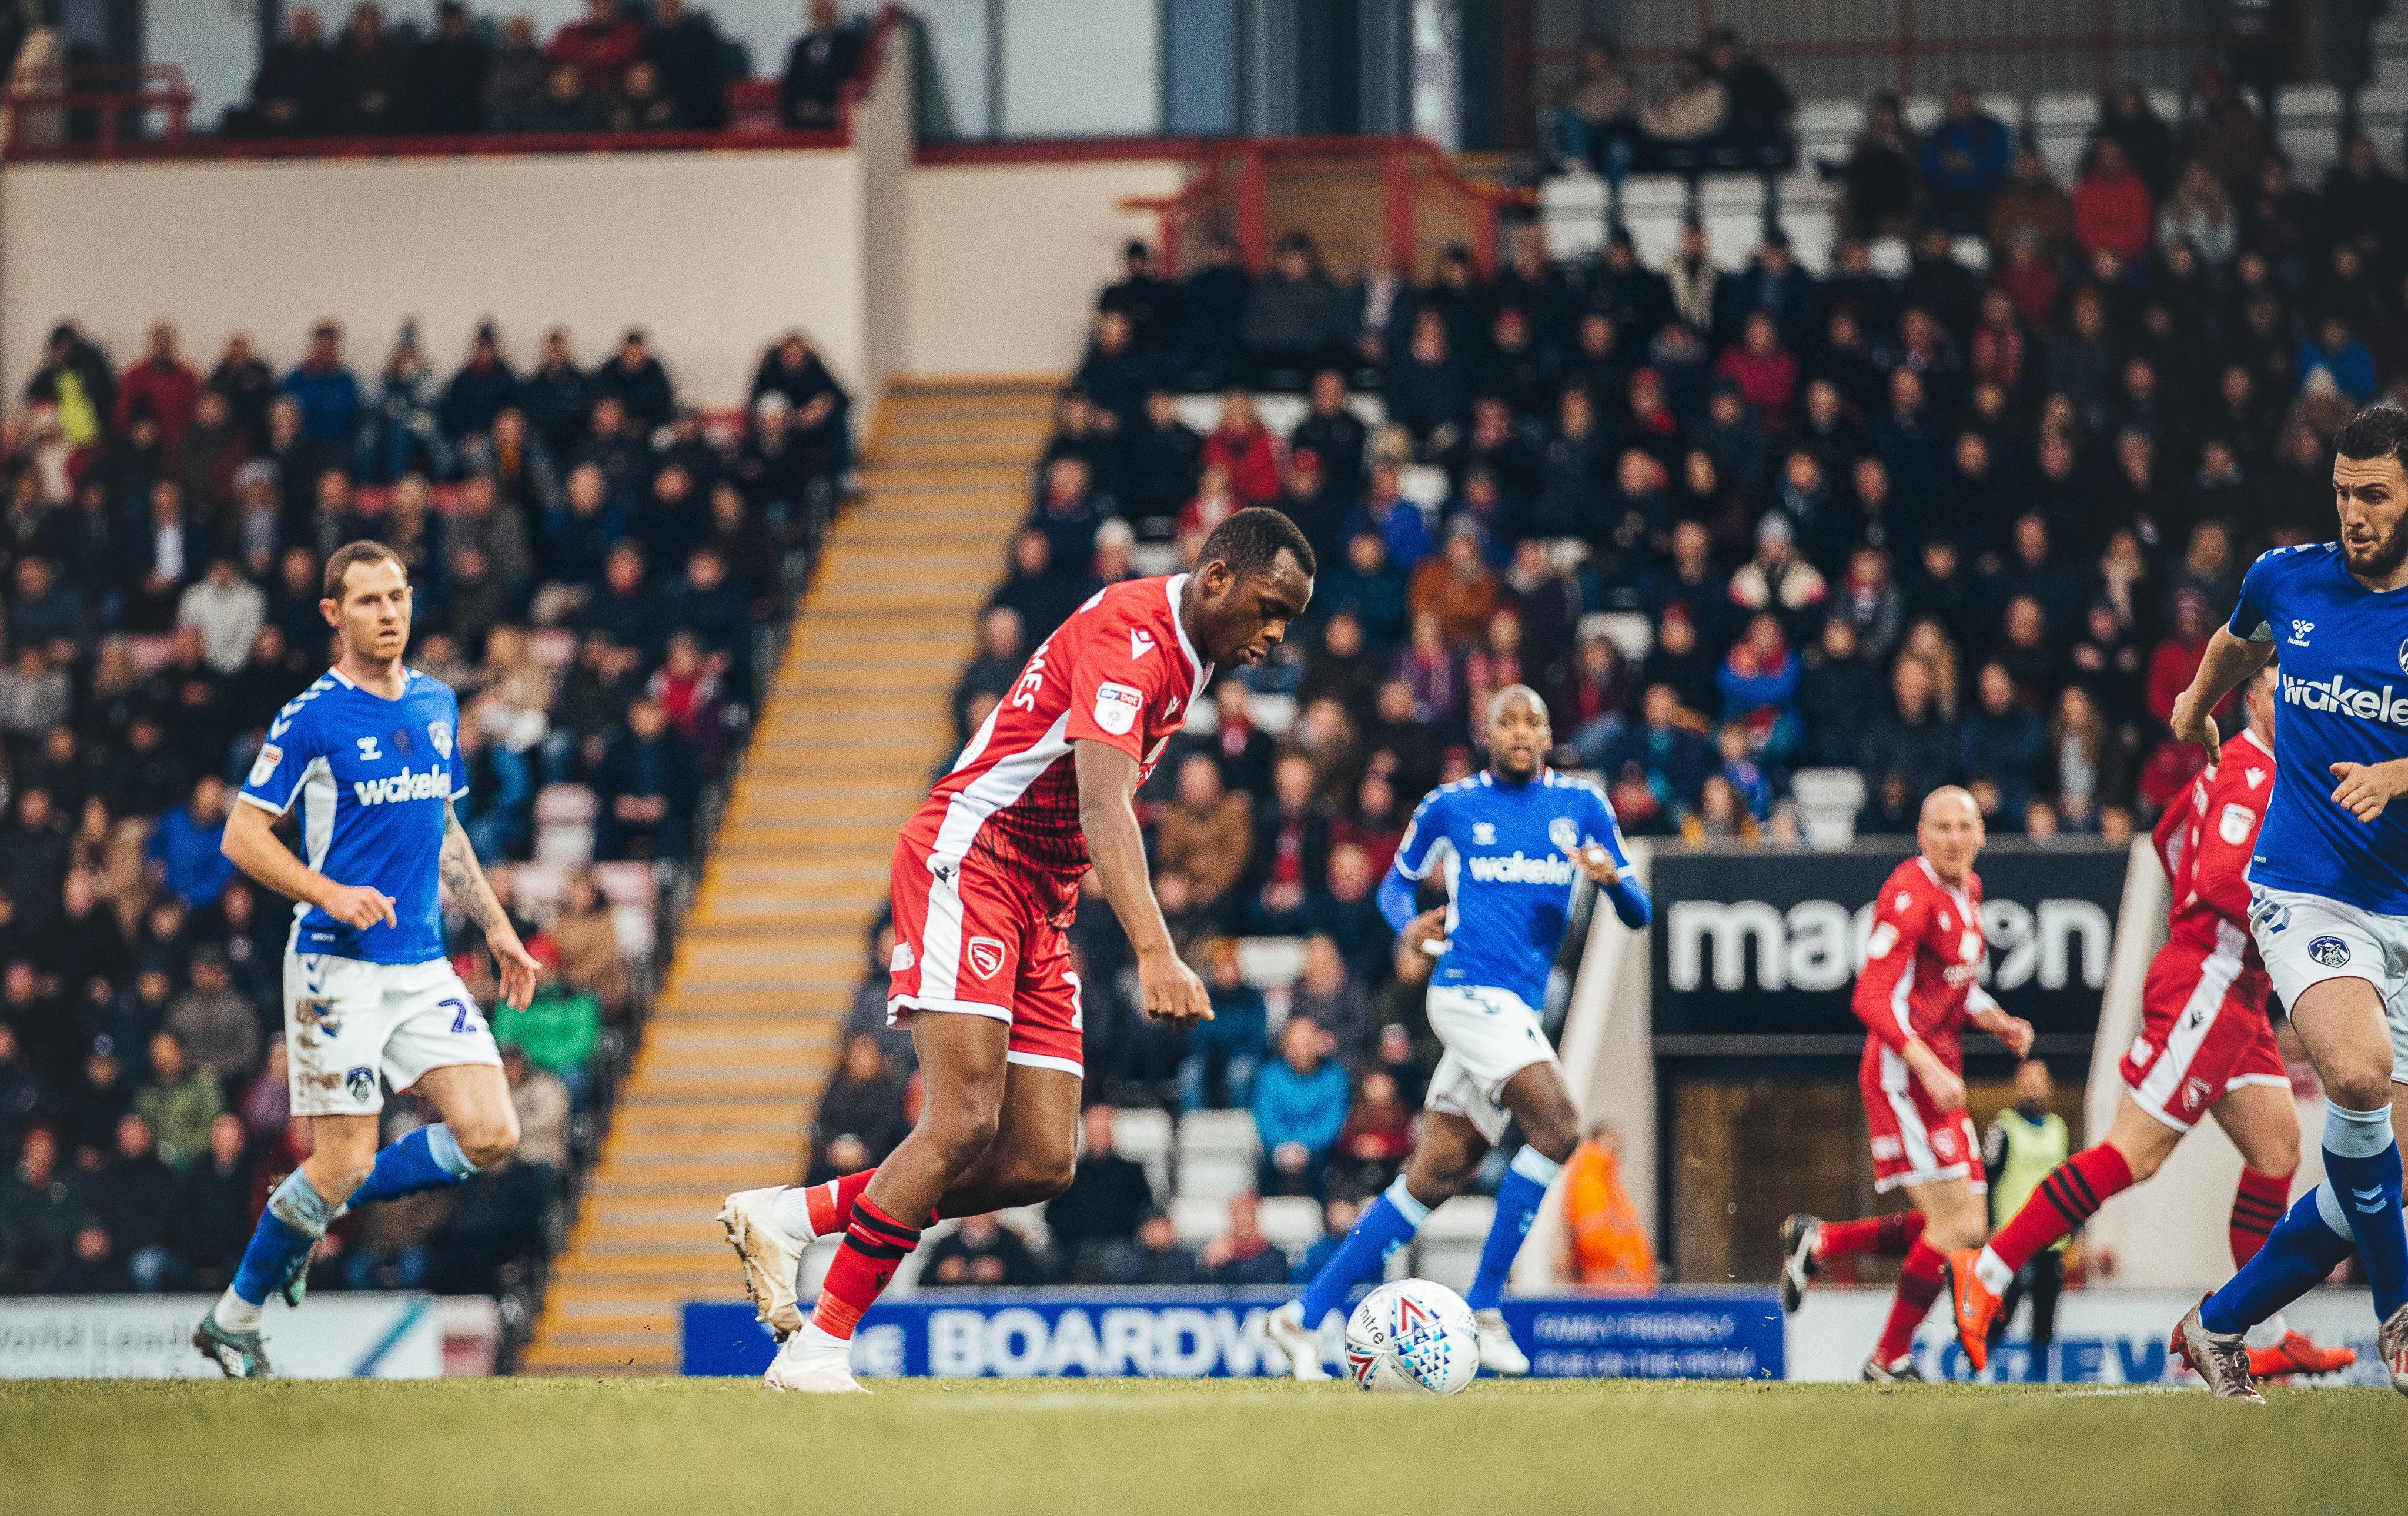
[2353,1184,2389,1214]
[356,736,382,761]
[2245,767,2266,789]
[1129,629,1156,659]
[2289,620,2315,647]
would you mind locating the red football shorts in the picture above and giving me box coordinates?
[1862,1046,1984,1194]
[885,823,1085,1078]
[2119,928,2285,1132]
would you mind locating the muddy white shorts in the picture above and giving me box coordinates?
[284,949,501,1116]
[1422,983,1562,1144]
[2249,887,2408,1081]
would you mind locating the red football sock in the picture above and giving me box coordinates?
[1815,1211,1925,1261]
[1986,1144,2134,1277]
[1874,1239,1948,1365]
[800,1170,875,1237]
[2229,1167,2292,1267]
[808,1197,919,1340]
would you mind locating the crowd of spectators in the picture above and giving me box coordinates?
[223,0,870,140]
[791,64,2408,1240]
[1549,28,1797,186]
[0,308,835,1301]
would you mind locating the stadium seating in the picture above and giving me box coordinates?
[521,376,1052,1373]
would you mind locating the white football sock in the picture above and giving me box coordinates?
[767,1184,817,1240]
[214,1287,262,1332]
[1972,1246,2014,1295]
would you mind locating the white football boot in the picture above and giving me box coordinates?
[720,1187,807,1339]
[1472,1308,1530,1377]
[1264,1301,1332,1381]
[762,1327,867,1394]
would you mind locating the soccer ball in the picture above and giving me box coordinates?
[1342,1279,1480,1394]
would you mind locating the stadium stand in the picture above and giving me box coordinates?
[8,0,2408,1350]
[520,376,1051,1373]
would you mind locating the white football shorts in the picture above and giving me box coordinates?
[283,947,501,1116]
[2248,886,2408,1081]
[1422,983,1562,1144]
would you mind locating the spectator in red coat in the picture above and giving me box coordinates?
[547,0,645,97]
[2144,586,2225,730]
[2073,139,2155,262]
[1202,391,1280,507]
[115,324,201,449]
[1711,312,1798,429]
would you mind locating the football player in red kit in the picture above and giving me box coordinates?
[1944,664,2354,1379]
[1777,786,2035,1381]
[719,508,1314,1392]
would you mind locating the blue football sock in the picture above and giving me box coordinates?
[229,1168,338,1308]
[1466,1147,1561,1311]
[1295,1176,1428,1327]
[344,1124,476,1210]
[2319,1102,2408,1320]
[2199,1184,2358,1335]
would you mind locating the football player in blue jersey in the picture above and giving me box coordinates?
[193,541,540,1377]
[1265,684,1651,1379]
[2165,406,2408,1398]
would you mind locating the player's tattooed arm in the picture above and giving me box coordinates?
[443,801,541,1010]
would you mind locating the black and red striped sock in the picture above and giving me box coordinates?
[809,1197,920,1340]
[2229,1167,2292,1267]
[1987,1143,2134,1277]
[1815,1210,1925,1261]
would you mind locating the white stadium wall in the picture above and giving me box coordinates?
[0,147,867,410]
[901,156,1188,376]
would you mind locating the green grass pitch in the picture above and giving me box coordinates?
[6,1377,2400,1515]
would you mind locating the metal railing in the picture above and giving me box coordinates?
[1119,134,1536,281]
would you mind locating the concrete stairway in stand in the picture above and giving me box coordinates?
[521,374,1058,1374]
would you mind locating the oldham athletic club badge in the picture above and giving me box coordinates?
[346,1066,378,1103]
[2309,936,2351,969]
[1549,817,1581,854]
[429,720,453,759]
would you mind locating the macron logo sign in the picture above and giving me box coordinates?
[2282,673,2408,727]
[352,766,452,807]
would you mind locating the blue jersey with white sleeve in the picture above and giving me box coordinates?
[2228,542,2408,913]
[237,666,467,964]
[1384,769,1643,1009]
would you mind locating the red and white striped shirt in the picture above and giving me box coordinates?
[1854,856,1994,1077]
[915,573,1210,885]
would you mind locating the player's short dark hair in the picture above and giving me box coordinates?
[323,540,406,600]
[1198,506,1315,583]
[2333,406,2408,470]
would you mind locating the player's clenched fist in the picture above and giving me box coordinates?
[1139,947,1213,1026]
[2168,689,2221,767]
[317,882,398,931]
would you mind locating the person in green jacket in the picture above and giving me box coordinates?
[490,936,599,1104]
[134,1031,224,1171]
